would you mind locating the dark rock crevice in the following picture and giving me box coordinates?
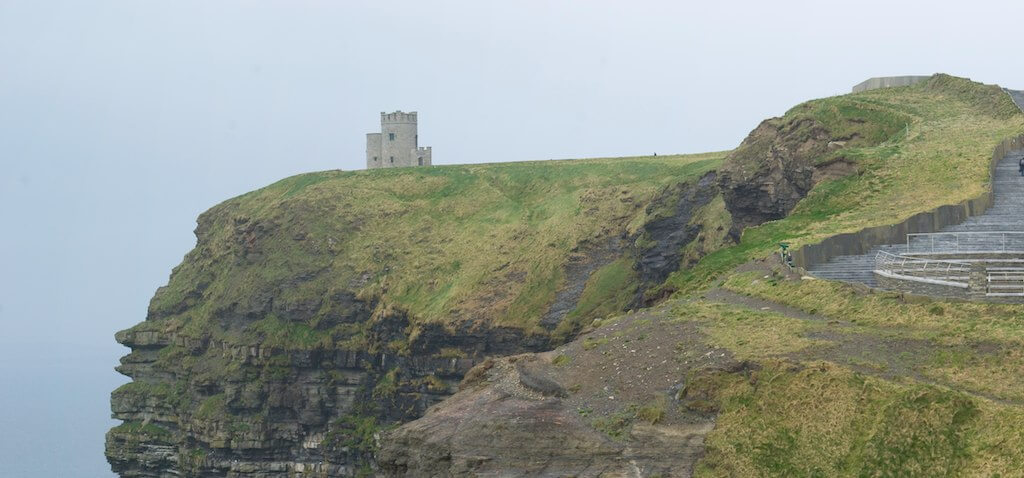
[717,119,818,234]
[539,236,625,330]
[632,171,721,304]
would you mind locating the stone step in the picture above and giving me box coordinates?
[807,148,1024,295]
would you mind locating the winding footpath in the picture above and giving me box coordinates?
[702,287,1023,407]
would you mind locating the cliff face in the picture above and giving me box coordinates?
[105,154,728,477]
[373,75,1024,476]
[107,310,547,476]
[716,93,909,233]
[107,75,1024,477]
[376,299,755,477]
[632,171,725,304]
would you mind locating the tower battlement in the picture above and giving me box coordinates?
[381,111,418,124]
[366,111,432,169]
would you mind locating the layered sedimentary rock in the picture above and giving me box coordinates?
[106,74,1024,477]
[632,171,725,304]
[106,160,726,477]
[376,305,757,477]
[107,309,547,477]
[716,118,818,232]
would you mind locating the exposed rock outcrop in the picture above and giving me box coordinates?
[108,305,558,477]
[716,119,822,232]
[106,159,723,477]
[716,95,909,234]
[632,171,723,303]
[539,236,626,331]
[377,304,755,477]
[378,360,717,477]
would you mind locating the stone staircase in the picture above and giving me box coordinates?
[807,149,1024,289]
[1007,89,1024,112]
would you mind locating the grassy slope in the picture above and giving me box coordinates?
[696,358,1020,477]
[138,152,725,347]
[668,74,1024,293]
[119,74,1024,474]
[678,273,1024,476]
[664,76,1024,475]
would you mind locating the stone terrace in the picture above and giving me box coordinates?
[807,148,1024,290]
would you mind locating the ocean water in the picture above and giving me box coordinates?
[0,341,126,477]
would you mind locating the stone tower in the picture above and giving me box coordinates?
[366,111,432,169]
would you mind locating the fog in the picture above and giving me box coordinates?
[1,1,1021,475]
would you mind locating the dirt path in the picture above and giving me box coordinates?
[703,288,836,323]
[702,287,1024,407]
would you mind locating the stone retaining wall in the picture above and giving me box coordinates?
[792,134,1024,269]
[874,275,969,300]
[852,76,931,93]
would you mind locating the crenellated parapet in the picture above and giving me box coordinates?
[381,111,418,124]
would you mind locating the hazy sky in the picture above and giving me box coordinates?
[1,1,1023,475]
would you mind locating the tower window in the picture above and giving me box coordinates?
[388,133,395,141]
[373,156,378,161]
[390,156,394,163]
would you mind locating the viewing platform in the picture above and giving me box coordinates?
[807,149,1024,301]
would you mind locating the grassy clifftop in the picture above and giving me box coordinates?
[109,151,730,476]
[138,152,725,348]
[109,73,1024,476]
[131,75,1023,349]
[372,75,1024,476]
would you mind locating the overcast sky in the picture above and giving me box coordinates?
[4,0,1024,347]
[1,1,1023,475]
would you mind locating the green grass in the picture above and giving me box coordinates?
[108,421,174,444]
[195,394,227,420]
[635,395,668,425]
[111,74,1024,475]
[373,368,400,399]
[582,336,609,350]
[323,413,383,454]
[136,151,726,349]
[722,271,1024,347]
[693,360,1008,478]
[591,398,669,439]
[248,314,332,349]
[722,271,1024,402]
[666,75,1024,293]
[554,257,639,340]
[111,381,186,410]
[552,354,571,366]
[668,264,1024,476]
[592,407,636,441]
[673,301,826,359]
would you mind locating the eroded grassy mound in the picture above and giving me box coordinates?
[107,151,731,476]
[139,152,724,346]
[671,74,1024,293]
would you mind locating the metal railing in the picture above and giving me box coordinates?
[986,267,1024,296]
[874,251,970,288]
[906,231,1024,254]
